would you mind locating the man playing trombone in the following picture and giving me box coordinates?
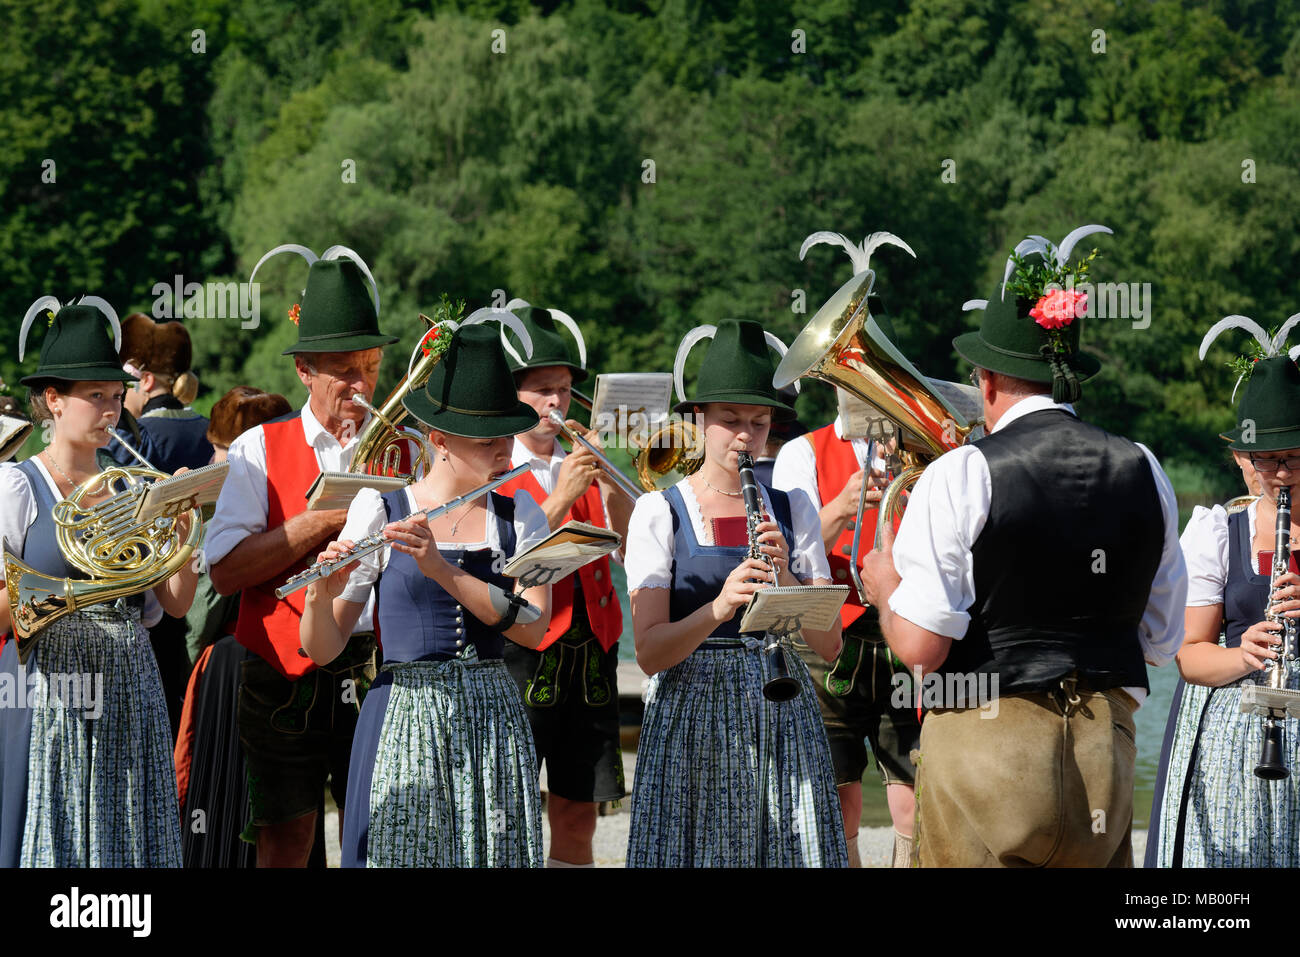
[496,304,632,868]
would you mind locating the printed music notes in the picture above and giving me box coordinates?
[738,584,850,635]
[502,520,622,589]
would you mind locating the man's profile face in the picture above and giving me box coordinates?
[516,365,574,440]
[297,347,383,426]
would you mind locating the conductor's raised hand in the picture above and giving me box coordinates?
[712,556,774,622]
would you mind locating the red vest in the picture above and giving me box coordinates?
[810,423,899,628]
[233,416,321,680]
[498,463,623,653]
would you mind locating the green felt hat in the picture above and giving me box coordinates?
[18,296,137,385]
[1220,356,1300,451]
[672,318,798,420]
[502,303,589,383]
[249,244,399,355]
[402,324,540,438]
[953,288,1101,390]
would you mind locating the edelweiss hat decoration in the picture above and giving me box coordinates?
[955,223,1111,403]
[673,318,798,420]
[498,298,589,384]
[249,244,400,355]
[18,295,136,385]
[1199,312,1300,452]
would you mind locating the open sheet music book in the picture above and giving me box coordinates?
[738,584,849,635]
[587,373,673,441]
[502,520,622,588]
[136,462,231,522]
[0,414,32,462]
[306,471,412,511]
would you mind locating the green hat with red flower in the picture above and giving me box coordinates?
[954,225,1111,403]
[249,244,400,355]
[1199,314,1300,451]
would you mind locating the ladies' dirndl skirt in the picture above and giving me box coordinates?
[626,639,848,867]
[355,648,542,867]
[1176,672,1300,867]
[1,601,181,867]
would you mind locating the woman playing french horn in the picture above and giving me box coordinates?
[624,318,847,867]
[0,299,199,867]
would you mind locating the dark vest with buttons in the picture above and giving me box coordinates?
[373,489,517,662]
[664,484,794,640]
[942,408,1162,694]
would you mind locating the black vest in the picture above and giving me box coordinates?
[942,408,1163,694]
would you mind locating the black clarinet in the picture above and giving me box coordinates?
[737,452,800,702]
[1257,485,1298,779]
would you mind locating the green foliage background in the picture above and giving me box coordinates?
[4,0,1300,506]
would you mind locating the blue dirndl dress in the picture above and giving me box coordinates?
[626,484,848,867]
[0,459,181,867]
[340,490,542,868]
[1147,508,1300,866]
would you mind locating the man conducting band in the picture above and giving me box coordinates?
[497,305,632,867]
[773,393,919,868]
[860,253,1187,867]
[206,248,398,867]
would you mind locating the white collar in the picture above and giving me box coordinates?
[300,398,366,451]
[512,435,564,467]
[990,394,1076,434]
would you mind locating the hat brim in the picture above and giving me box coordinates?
[952,331,1101,384]
[509,360,590,385]
[21,366,137,386]
[673,391,798,422]
[401,391,540,439]
[282,332,401,356]
[1220,428,1300,453]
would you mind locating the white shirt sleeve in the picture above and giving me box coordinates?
[202,426,269,566]
[512,489,551,556]
[0,464,37,584]
[338,487,389,605]
[887,446,989,639]
[625,491,674,592]
[782,486,832,582]
[1179,504,1229,608]
[1137,444,1189,667]
[772,435,821,508]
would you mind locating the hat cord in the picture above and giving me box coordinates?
[1039,344,1081,404]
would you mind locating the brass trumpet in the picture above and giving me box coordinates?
[4,430,206,659]
[546,410,643,502]
[635,419,704,492]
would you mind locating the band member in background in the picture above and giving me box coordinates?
[303,325,551,867]
[496,305,632,867]
[205,247,398,867]
[174,386,292,869]
[1149,348,1300,867]
[110,313,214,736]
[860,259,1187,867]
[0,299,199,866]
[773,387,920,868]
[625,319,847,867]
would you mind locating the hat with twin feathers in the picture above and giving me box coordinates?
[672,318,798,420]
[1200,313,1300,452]
[249,244,399,355]
[402,324,540,438]
[502,303,589,383]
[18,296,136,385]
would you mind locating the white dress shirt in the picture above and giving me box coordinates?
[337,485,550,604]
[625,479,831,592]
[0,459,163,626]
[771,415,884,510]
[886,394,1188,705]
[1181,501,1259,607]
[202,398,375,632]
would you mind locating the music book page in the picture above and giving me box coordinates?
[305,471,411,511]
[502,520,621,587]
[136,462,231,522]
[588,373,673,441]
[738,584,849,634]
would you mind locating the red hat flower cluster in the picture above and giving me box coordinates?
[1030,288,1088,331]
[287,303,301,326]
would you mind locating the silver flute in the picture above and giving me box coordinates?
[275,463,531,599]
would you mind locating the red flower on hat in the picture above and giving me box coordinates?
[420,327,441,356]
[288,303,301,326]
[1030,288,1087,331]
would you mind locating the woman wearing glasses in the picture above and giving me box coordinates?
[1148,350,1300,867]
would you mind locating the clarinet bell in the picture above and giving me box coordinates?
[762,645,802,702]
[1256,719,1289,780]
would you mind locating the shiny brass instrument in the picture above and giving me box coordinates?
[634,419,704,492]
[1226,494,1258,514]
[1241,485,1300,779]
[546,411,642,502]
[773,270,978,602]
[4,430,204,660]
[276,463,532,598]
